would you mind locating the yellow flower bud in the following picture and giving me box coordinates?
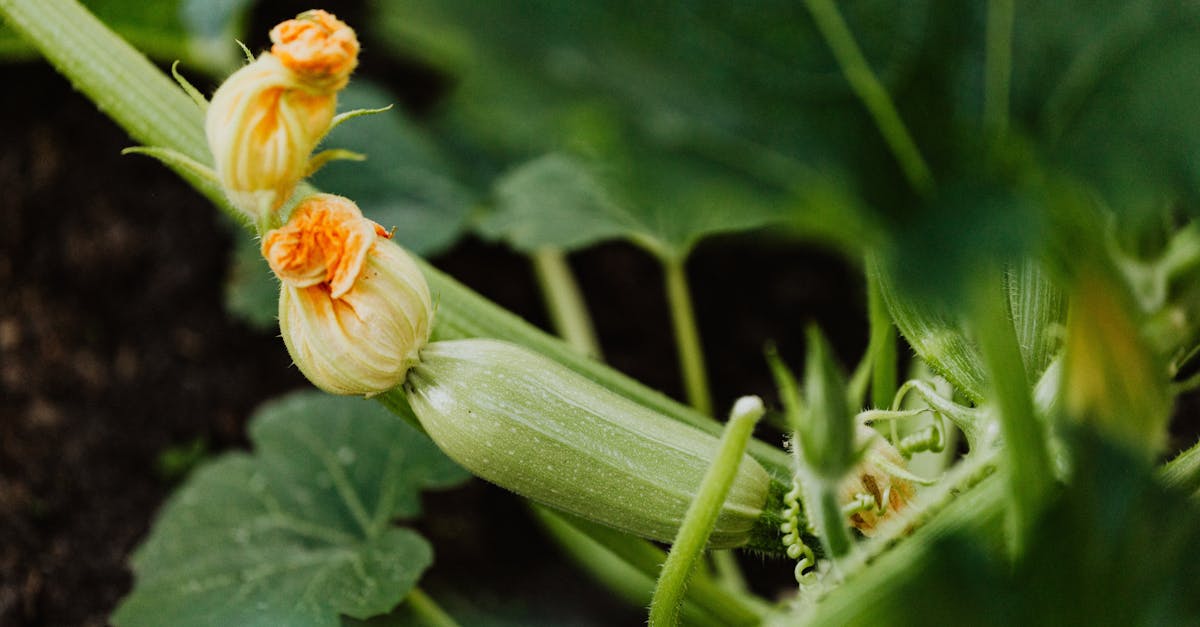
[269,10,360,92]
[838,425,916,536]
[264,194,433,396]
[205,53,336,221]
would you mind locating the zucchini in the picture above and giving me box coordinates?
[405,338,772,548]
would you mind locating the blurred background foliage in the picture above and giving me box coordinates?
[18,0,1198,334]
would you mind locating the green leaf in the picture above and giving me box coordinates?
[874,259,986,403]
[481,154,637,252]
[372,0,931,259]
[799,327,855,477]
[482,152,781,259]
[1004,261,1065,385]
[0,0,251,71]
[311,80,474,257]
[112,391,469,627]
[1013,0,1200,223]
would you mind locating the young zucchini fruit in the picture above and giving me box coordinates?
[405,339,773,549]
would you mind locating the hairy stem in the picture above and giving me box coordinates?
[1161,438,1200,497]
[649,398,764,626]
[536,508,761,626]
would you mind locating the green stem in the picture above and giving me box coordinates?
[983,0,1015,138]
[534,508,761,627]
[866,261,898,411]
[649,397,764,626]
[971,278,1054,555]
[664,257,714,417]
[531,248,603,359]
[811,478,854,564]
[406,588,460,627]
[802,0,934,196]
[708,550,748,595]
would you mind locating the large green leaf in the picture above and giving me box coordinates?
[0,0,251,71]
[481,153,782,259]
[112,392,469,627]
[371,0,931,258]
[1011,0,1200,222]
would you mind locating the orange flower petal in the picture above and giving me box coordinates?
[262,194,382,298]
[269,10,359,91]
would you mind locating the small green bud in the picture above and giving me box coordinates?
[405,339,771,548]
[798,325,857,478]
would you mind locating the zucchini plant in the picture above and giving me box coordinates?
[3,0,1200,625]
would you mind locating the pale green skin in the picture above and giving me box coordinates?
[406,339,771,548]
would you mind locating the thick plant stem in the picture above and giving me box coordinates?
[972,279,1053,555]
[802,0,934,196]
[406,588,460,627]
[866,262,897,411]
[531,247,603,359]
[984,0,1015,138]
[649,397,764,627]
[664,257,714,417]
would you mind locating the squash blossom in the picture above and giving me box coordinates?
[205,10,359,222]
[838,425,916,536]
[263,194,433,396]
[269,9,360,92]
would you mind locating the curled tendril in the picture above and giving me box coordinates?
[897,421,945,457]
[841,490,885,517]
[859,378,987,451]
[781,477,818,584]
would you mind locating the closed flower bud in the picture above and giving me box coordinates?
[205,53,337,221]
[264,194,433,396]
[270,10,360,92]
[838,425,916,536]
